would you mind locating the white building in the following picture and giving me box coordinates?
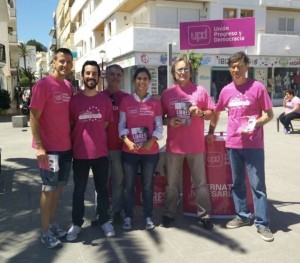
[0,0,18,99]
[65,0,300,103]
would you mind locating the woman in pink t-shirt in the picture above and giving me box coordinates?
[118,67,163,231]
[279,89,300,133]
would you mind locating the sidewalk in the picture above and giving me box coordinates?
[1,107,300,263]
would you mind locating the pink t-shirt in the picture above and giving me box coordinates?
[119,95,162,155]
[216,79,273,149]
[70,92,113,159]
[101,89,129,151]
[161,82,215,154]
[285,96,300,114]
[30,75,73,151]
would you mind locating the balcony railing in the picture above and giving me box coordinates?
[9,8,16,18]
[8,34,18,43]
[263,29,300,36]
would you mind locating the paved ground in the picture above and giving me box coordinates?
[1,106,300,263]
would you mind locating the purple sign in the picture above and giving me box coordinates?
[180,17,255,50]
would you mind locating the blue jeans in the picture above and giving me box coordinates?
[121,151,159,219]
[109,150,125,213]
[72,157,110,226]
[227,148,270,228]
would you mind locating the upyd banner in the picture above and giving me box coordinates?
[180,17,255,50]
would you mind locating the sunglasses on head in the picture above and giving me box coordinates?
[109,93,116,106]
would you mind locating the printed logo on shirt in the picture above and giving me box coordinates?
[228,94,250,109]
[54,92,71,103]
[78,106,103,121]
[131,127,149,148]
[127,107,154,117]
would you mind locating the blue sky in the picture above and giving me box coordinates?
[16,0,59,48]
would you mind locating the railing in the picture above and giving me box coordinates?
[262,29,300,36]
[8,35,17,43]
[9,8,16,18]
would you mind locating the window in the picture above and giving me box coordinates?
[223,8,237,19]
[241,9,254,18]
[0,44,6,63]
[279,17,294,32]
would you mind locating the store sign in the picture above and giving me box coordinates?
[180,17,255,50]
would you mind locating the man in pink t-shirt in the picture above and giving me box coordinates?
[30,48,74,249]
[207,51,274,242]
[66,60,115,241]
[160,57,214,230]
[100,64,128,224]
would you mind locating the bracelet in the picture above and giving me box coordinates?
[35,140,42,144]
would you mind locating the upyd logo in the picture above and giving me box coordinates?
[206,152,222,167]
[188,25,211,46]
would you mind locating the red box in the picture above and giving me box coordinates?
[182,135,254,218]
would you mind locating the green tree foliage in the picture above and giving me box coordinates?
[26,39,47,52]
[18,42,34,71]
[0,89,12,110]
[179,50,202,71]
[19,67,37,92]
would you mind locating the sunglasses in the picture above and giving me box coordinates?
[109,93,116,106]
[176,68,190,73]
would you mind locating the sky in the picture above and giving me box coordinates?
[16,0,59,48]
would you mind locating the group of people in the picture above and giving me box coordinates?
[29,49,274,249]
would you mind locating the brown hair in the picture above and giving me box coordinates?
[171,57,193,83]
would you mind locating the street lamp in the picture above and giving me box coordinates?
[99,49,106,90]
[167,42,176,88]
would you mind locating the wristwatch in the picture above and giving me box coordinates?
[121,134,127,140]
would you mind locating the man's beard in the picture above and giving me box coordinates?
[84,79,98,89]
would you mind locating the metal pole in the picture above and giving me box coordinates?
[102,58,104,91]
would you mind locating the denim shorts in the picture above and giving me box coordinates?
[40,150,72,192]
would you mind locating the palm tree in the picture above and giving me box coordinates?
[18,43,33,71]
[20,67,37,93]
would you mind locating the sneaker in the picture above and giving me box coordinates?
[145,217,155,230]
[226,216,251,229]
[257,227,274,242]
[50,223,67,239]
[283,128,290,134]
[122,217,132,230]
[66,225,81,242]
[41,230,62,249]
[161,216,174,228]
[199,218,214,230]
[101,221,115,237]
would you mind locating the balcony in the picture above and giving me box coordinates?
[8,34,17,44]
[9,7,16,18]
[49,38,57,51]
[257,32,300,56]
[260,0,300,9]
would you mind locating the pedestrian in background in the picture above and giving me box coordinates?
[118,67,163,230]
[66,60,115,241]
[29,48,74,248]
[279,88,300,134]
[160,57,214,230]
[207,51,274,242]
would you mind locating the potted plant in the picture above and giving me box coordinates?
[0,89,12,114]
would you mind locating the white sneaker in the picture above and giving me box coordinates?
[101,221,115,237]
[66,225,81,242]
[145,217,155,230]
[122,217,132,230]
[50,223,67,239]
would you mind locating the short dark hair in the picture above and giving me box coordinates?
[106,64,123,74]
[81,60,100,76]
[286,89,295,96]
[227,51,249,66]
[53,48,73,60]
[133,67,151,80]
